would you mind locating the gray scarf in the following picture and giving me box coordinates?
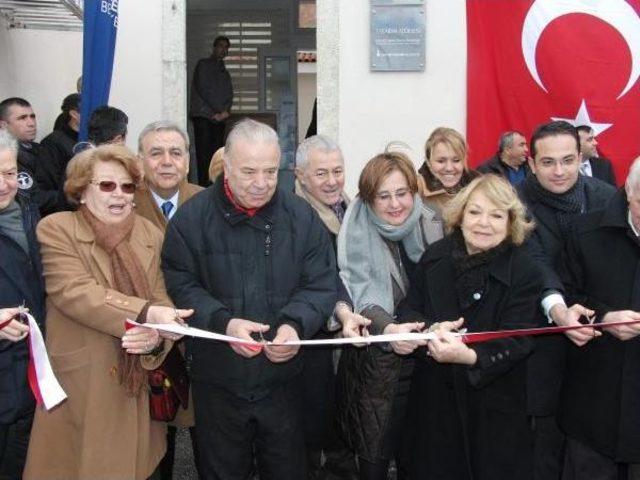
[338,194,427,315]
[0,200,28,254]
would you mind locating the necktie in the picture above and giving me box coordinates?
[331,201,345,223]
[161,201,174,218]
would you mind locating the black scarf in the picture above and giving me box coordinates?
[451,229,509,310]
[523,174,585,237]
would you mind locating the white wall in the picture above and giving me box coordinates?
[0,26,82,140]
[109,0,164,151]
[0,0,177,151]
[321,0,467,195]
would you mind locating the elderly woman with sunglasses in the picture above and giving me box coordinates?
[24,145,192,480]
[335,151,444,480]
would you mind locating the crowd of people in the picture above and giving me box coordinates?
[0,87,638,480]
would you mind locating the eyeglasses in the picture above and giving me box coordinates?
[90,180,136,194]
[375,188,411,202]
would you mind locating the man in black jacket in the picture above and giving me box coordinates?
[0,129,46,478]
[477,130,530,186]
[37,93,80,210]
[0,97,65,216]
[162,119,336,479]
[576,125,616,186]
[558,158,640,479]
[190,35,233,186]
[519,121,616,480]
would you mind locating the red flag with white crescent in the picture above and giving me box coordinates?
[466,0,640,184]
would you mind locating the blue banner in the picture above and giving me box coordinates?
[79,0,119,141]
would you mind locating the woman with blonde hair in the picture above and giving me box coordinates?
[398,174,542,480]
[418,127,479,213]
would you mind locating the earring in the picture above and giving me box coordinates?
[79,199,86,204]
[132,201,136,208]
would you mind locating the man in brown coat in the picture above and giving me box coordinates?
[135,120,203,479]
[135,121,203,229]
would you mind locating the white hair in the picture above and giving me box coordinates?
[626,156,640,195]
[137,120,190,153]
[295,135,342,170]
[0,129,18,155]
[224,119,280,168]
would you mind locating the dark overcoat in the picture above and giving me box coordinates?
[0,192,44,424]
[518,176,616,415]
[559,189,640,462]
[398,236,543,480]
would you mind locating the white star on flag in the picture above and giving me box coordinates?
[551,99,613,136]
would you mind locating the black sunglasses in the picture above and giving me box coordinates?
[90,180,136,194]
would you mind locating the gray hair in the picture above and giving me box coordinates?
[498,131,522,154]
[295,135,342,170]
[0,129,18,155]
[626,156,640,195]
[137,120,190,153]
[224,118,280,167]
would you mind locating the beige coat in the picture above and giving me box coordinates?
[133,181,203,428]
[133,182,203,232]
[24,211,172,480]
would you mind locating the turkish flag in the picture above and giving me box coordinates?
[466,0,640,184]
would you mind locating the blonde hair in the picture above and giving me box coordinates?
[443,174,534,245]
[209,147,225,182]
[424,127,469,168]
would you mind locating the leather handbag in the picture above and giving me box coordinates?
[148,346,189,422]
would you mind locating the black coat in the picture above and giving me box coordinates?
[17,142,66,217]
[37,124,77,204]
[397,236,542,480]
[477,154,530,182]
[518,176,616,414]
[589,156,616,186]
[0,192,45,424]
[558,189,640,462]
[189,56,233,119]
[161,178,337,401]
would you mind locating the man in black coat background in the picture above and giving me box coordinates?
[0,97,65,216]
[477,130,530,186]
[162,119,336,480]
[576,125,616,186]
[519,121,616,480]
[559,157,640,479]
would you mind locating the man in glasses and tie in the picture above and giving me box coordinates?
[134,121,203,230]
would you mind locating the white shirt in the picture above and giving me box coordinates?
[579,159,593,177]
[150,189,180,220]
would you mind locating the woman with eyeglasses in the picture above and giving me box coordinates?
[418,127,480,215]
[24,145,192,480]
[335,151,444,480]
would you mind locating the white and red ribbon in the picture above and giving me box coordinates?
[0,313,67,410]
[126,318,640,347]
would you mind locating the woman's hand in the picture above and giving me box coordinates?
[335,304,371,347]
[122,326,162,355]
[145,306,194,341]
[427,318,477,365]
[0,307,29,342]
[384,322,427,355]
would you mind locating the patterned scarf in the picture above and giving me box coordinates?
[523,174,585,237]
[80,206,151,396]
